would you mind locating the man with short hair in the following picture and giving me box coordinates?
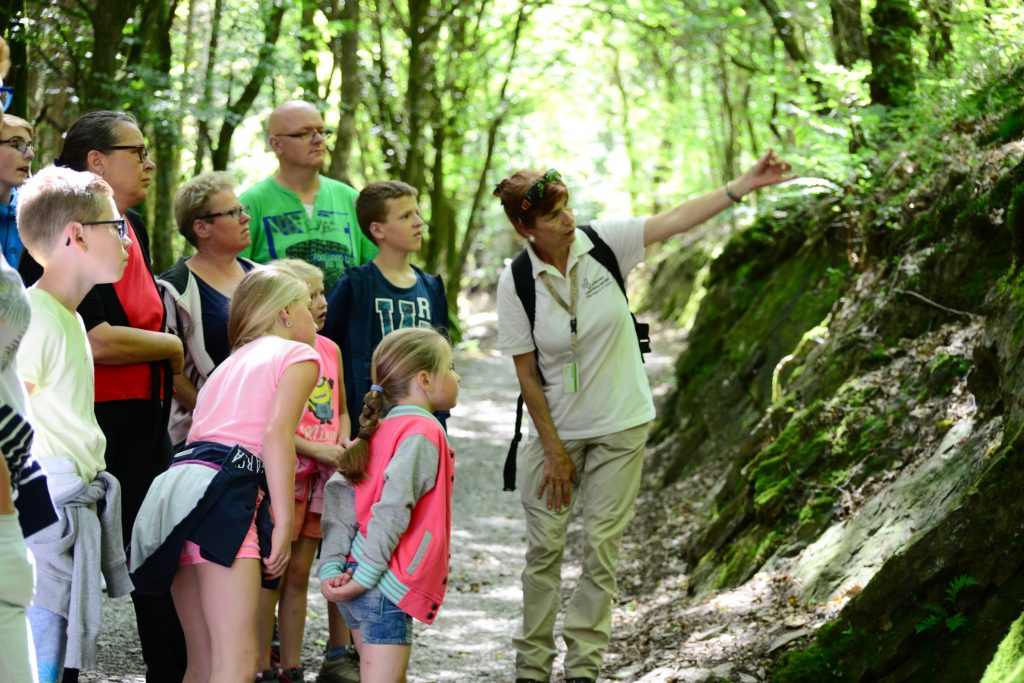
[241,101,377,292]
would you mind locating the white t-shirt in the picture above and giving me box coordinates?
[497,217,655,440]
[18,287,106,482]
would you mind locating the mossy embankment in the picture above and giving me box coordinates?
[622,65,1024,681]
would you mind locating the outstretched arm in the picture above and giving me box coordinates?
[643,150,795,247]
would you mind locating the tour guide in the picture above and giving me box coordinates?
[494,152,793,683]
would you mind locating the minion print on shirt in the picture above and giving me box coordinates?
[307,376,336,425]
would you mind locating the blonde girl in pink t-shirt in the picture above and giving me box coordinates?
[262,258,352,681]
[171,267,319,683]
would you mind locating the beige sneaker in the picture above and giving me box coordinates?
[316,651,360,683]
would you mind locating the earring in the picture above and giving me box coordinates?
[285,320,293,328]
[528,235,536,243]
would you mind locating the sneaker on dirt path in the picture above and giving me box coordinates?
[317,651,360,683]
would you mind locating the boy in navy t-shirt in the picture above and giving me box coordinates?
[324,180,450,434]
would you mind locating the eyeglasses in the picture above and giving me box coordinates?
[106,145,149,164]
[521,169,563,212]
[274,129,333,143]
[199,205,248,222]
[0,86,13,113]
[81,218,128,239]
[0,138,34,155]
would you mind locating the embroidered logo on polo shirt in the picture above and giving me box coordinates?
[581,274,613,298]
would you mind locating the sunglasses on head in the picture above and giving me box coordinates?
[520,169,562,212]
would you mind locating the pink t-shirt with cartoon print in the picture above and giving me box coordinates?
[294,334,342,512]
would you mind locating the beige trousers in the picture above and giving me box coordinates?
[513,422,648,681]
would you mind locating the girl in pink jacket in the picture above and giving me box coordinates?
[319,327,458,682]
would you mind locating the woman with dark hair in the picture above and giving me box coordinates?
[494,153,793,683]
[20,110,187,683]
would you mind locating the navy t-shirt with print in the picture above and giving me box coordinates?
[369,264,436,351]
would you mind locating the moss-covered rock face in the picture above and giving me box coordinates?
[632,73,1024,681]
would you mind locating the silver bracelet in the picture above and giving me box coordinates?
[725,182,742,203]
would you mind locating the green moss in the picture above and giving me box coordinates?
[711,526,784,589]
[747,403,829,517]
[980,103,1024,147]
[773,620,870,681]
[928,354,973,394]
[982,610,1024,682]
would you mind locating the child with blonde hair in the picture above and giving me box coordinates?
[319,327,459,683]
[130,267,320,683]
[259,258,352,682]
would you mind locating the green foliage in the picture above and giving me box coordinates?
[773,620,879,681]
[913,574,981,634]
[980,608,1024,683]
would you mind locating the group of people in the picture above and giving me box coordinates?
[0,33,795,683]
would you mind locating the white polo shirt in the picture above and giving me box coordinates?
[497,217,655,440]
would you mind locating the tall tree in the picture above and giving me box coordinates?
[867,0,920,106]
[210,1,287,170]
[830,0,868,67]
[194,0,225,175]
[142,0,182,272]
[327,0,360,184]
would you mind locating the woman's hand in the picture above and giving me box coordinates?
[733,149,796,195]
[538,444,577,513]
[321,569,367,602]
[263,524,292,579]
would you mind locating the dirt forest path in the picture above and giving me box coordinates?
[86,320,683,682]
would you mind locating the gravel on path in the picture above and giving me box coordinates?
[83,318,684,682]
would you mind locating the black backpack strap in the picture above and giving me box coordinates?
[579,224,626,295]
[505,249,538,492]
[579,224,652,357]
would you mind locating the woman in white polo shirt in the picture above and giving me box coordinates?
[495,152,793,683]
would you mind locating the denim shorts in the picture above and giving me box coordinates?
[335,563,413,645]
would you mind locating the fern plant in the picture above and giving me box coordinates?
[914,575,980,634]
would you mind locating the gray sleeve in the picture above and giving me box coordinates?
[351,434,439,588]
[317,473,358,580]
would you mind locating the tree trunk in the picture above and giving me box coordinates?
[211,1,287,171]
[84,0,136,109]
[448,3,528,315]
[924,0,954,66]
[424,120,448,275]
[401,0,434,192]
[607,41,640,215]
[148,0,181,272]
[369,0,401,177]
[299,0,320,98]
[829,0,868,67]
[327,0,360,184]
[757,0,828,106]
[195,0,224,175]
[715,48,738,184]
[867,0,920,107]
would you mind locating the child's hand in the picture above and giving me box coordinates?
[263,525,292,579]
[314,443,345,470]
[321,569,367,602]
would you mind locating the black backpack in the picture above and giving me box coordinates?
[503,224,651,490]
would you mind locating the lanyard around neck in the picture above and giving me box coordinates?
[538,263,578,359]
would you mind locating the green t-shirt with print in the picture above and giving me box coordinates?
[241,175,378,291]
